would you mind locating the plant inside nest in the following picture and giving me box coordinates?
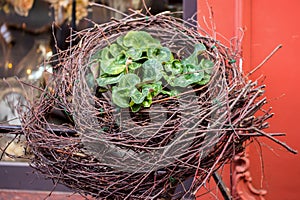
[89,31,214,112]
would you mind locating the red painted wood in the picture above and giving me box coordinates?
[197,0,300,199]
[197,0,235,45]
[248,1,300,199]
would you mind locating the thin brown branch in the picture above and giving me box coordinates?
[246,44,282,77]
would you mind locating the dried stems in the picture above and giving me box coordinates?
[21,10,296,200]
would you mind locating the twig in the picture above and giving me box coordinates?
[0,134,18,160]
[89,2,129,17]
[253,127,297,154]
[246,44,282,77]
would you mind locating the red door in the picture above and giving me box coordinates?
[197,0,300,199]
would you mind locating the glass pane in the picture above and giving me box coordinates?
[0,0,183,162]
[0,0,53,162]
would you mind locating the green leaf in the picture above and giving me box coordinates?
[130,103,142,112]
[118,73,141,88]
[157,47,173,63]
[116,35,127,48]
[148,47,173,63]
[100,47,112,60]
[142,82,162,96]
[162,72,173,84]
[117,35,124,45]
[194,43,207,53]
[166,72,202,87]
[142,59,163,82]
[164,60,183,75]
[123,31,161,49]
[200,58,214,74]
[100,53,126,75]
[182,43,207,66]
[183,61,205,84]
[161,89,179,96]
[100,58,113,73]
[126,48,143,60]
[197,74,211,85]
[185,64,204,81]
[182,53,197,66]
[96,73,124,87]
[147,48,159,58]
[112,87,131,108]
[109,43,124,57]
[165,62,205,87]
[115,53,127,64]
[173,76,193,87]
[128,62,142,70]
[184,73,203,84]
[101,61,126,75]
[130,87,149,104]
[163,62,172,73]
[97,87,108,93]
[90,49,102,61]
[142,94,152,108]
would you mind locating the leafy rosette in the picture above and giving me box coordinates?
[89,31,214,112]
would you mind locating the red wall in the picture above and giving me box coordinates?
[197,0,300,199]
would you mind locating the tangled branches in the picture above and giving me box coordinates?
[22,9,295,200]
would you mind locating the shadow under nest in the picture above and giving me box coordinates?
[22,10,276,200]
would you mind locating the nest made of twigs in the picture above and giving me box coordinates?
[22,10,284,200]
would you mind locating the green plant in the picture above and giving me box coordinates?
[90,31,214,112]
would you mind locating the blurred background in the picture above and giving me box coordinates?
[0,0,184,162]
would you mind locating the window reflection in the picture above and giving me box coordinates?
[0,0,182,162]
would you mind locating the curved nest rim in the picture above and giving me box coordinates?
[22,10,280,200]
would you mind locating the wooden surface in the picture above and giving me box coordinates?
[0,190,85,200]
[246,1,300,199]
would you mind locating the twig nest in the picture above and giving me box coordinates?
[23,11,274,199]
